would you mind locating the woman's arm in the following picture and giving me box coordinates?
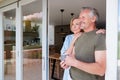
[60,35,72,55]
[65,33,82,55]
[60,33,82,69]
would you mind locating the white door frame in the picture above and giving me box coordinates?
[16,3,23,80]
[106,0,118,80]
[0,3,22,80]
[0,9,4,80]
[42,0,49,80]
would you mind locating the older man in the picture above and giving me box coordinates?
[61,7,106,80]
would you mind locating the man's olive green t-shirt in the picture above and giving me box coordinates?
[70,30,106,80]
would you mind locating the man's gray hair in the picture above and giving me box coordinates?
[80,7,99,22]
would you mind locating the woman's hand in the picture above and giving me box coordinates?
[60,61,69,69]
[64,54,76,67]
[96,29,106,34]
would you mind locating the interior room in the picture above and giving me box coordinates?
[49,0,106,52]
[48,0,106,80]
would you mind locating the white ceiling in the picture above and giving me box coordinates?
[3,0,106,26]
[49,0,106,25]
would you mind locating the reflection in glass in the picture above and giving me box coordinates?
[22,0,42,80]
[4,9,16,80]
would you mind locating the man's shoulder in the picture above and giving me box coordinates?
[95,33,106,46]
[90,31,106,41]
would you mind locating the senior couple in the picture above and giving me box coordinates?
[60,7,106,80]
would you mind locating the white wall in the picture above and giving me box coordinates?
[38,23,42,45]
[48,25,54,45]
[4,17,15,31]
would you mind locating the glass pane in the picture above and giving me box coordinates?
[118,0,120,79]
[22,0,42,80]
[4,9,16,80]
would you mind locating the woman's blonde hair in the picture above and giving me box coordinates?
[70,17,84,32]
[70,17,79,29]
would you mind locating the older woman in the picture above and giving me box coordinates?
[60,17,82,80]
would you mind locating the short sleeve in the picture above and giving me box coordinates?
[95,34,106,51]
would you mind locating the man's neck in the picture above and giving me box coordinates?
[84,24,96,32]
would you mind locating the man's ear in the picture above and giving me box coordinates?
[91,16,96,22]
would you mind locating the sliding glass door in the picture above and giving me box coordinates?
[21,0,42,80]
[0,2,17,80]
[0,0,49,80]
[4,8,16,80]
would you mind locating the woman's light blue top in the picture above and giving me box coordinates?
[60,34,73,80]
[61,34,73,55]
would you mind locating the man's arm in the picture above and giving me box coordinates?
[64,50,106,76]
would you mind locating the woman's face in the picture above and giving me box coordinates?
[71,19,81,34]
